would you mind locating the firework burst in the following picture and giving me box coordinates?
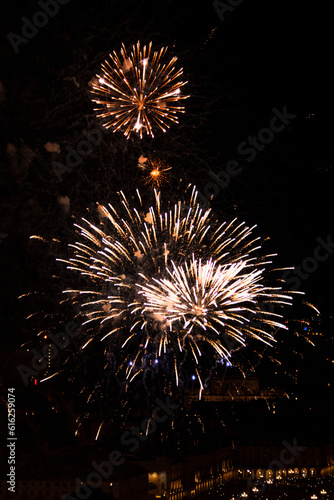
[91,41,189,139]
[58,187,293,395]
[138,156,172,188]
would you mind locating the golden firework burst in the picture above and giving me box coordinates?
[138,156,172,188]
[91,41,189,139]
[58,187,294,394]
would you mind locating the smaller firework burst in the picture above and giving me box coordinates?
[138,156,172,188]
[91,41,188,139]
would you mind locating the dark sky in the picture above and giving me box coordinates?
[0,0,333,381]
[1,4,334,490]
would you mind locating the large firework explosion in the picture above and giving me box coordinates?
[58,186,293,398]
[91,41,189,139]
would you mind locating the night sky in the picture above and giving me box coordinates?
[1,0,334,497]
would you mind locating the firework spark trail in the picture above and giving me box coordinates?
[58,186,293,390]
[91,41,189,139]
